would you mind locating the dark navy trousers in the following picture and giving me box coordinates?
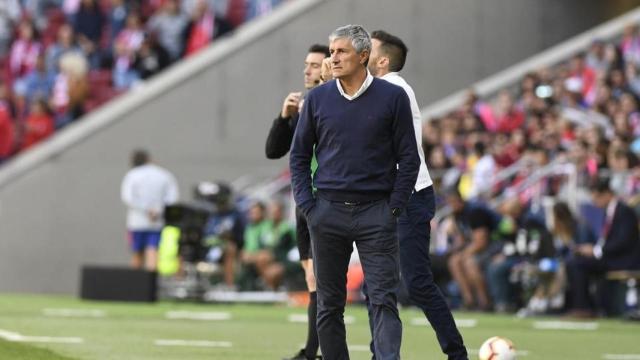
[309,197,402,360]
[366,187,468,360]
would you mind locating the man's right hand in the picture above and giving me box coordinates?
[320,57,333,83]
[281,92,302,118]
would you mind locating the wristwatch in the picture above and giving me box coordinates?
[391,207,402,217]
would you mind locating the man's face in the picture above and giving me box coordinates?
[367,38,384,76]
[303,52,325,89]
[447,195,465,214]
[590,191,611,209]
[329,37,368,79]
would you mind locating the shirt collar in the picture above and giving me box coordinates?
[380,71,399,81]
[336,70,374,101]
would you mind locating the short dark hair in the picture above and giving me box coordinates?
[308,44,330,58]
[474,141,486,156]
[131,149,149,167]
[589,176,612,194]
[370,30,408,72]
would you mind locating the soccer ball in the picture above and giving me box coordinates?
[478,336,516,360]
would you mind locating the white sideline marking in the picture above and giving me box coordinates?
[603,355,640,360]
[468,348,530,356]
[410,318,477,328]
[42,308,106,318]
[348,345,370,352]
[532,321,598,331]
[0,329,83,344]
[288,314,308,323]
[154,339,232,348]
[165,311,231,321]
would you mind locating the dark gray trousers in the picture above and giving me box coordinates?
[309,197,402,360]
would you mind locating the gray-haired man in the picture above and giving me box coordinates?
[290,25,419,360]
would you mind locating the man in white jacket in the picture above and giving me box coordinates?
[121,149,179,271]
[367,30,468,360]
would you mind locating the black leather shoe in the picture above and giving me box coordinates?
[282,349,322,360]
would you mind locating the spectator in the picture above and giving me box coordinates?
[51,51,89,128]
[0,93,13,162]
[199,180,244,289]
[0,0,21,58]
[245,0,281,21]
[624,62,640,96]
[72,0,104,45]
[112,13,144,90]
[264,200,296,269]
[182,0,232,57]
[8,20,42,81]
[14,54,55,114]
[45,24,83,74]
[621,24,640,67]
[121,149,179,271]
[566,178,640,317]
[518,202,595,315]
[477,90,525,133]
[568,53,597,104]
[132,33,170,80]
[486,198,525,313]
[446,190,502,310]
[147,0,188,62]
[241,200,296,290]
[586,40,610,76]
[20,98,54,150]
[72,0,104,69]
[115,12,145,54]
[108,0,128,48]
[467,141,496,199]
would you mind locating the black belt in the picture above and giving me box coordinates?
[327,199,381,206]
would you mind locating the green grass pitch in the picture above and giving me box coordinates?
[0,294,639,359]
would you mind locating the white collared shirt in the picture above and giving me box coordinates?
[336,70,374,101]
[594,198,618,259]
[381,72,433,191]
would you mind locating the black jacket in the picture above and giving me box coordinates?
[265,114,298,159]
[603,201,640,270]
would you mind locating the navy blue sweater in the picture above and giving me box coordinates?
[290,77,419,216]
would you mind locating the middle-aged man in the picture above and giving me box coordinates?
[566,177,640,318]
[290,24,419,360]
[366,30,468,360]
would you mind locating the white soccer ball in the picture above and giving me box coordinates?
[478,336,517,360]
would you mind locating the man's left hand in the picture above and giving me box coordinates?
[576,244,595,258]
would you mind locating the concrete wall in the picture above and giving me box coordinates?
[1,0,638,294]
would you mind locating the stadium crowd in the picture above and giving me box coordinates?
[0,0,288,164]
[423,23,640,318]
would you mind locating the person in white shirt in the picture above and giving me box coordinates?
[468,141,496,199]
[368,30,468,360]
[121,149,179,271]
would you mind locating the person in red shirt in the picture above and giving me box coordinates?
[0,103,13,162]
[477,90,525,133]
[21,99,54,150]
[568,53,597,104]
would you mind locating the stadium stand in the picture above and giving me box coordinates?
[0,0,286,164]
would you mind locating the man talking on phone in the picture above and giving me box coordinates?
[265,44,330,360]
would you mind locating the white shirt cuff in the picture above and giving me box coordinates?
[593,245,603,259]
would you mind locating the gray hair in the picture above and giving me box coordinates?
[329,24,371,54]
